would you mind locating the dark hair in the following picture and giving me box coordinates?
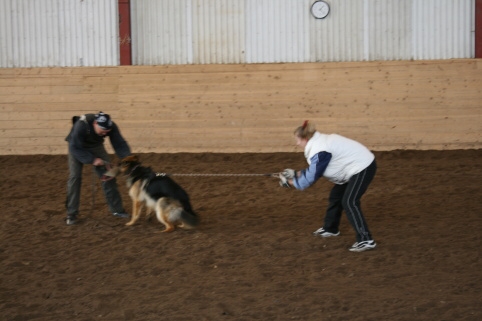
[294,120,316,140]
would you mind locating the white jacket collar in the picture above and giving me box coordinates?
[304,131,323,164]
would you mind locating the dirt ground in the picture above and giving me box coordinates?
[0,150,481,321]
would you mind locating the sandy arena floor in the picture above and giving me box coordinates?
[1,150,481,321]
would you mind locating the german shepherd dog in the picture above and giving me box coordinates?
[115,155,199,232]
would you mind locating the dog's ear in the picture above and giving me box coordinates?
[120,155,139,165]
[121,155,139,163]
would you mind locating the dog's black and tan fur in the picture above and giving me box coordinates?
[117,155,199,232]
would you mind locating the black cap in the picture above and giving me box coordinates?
[95,112,113,130]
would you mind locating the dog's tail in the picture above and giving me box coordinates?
[159,197,200,230]
[178,209,200,229]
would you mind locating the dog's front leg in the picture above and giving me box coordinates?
[126,200,143,226]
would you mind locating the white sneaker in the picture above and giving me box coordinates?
[313,227,340,237]
[349,240,377,252]
[113,212,130,218]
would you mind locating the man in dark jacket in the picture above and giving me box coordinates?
[65,111,131,225]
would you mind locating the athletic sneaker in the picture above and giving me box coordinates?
[113,212,130,218]
[312,227,340,237]
[66,216,78,225]
[349,240,377,252]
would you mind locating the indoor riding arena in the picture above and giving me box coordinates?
[1,1,482,321]
[1,60,481,321]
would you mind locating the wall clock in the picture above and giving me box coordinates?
[311,1,330,19]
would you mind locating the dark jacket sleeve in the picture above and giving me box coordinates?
[107,123,131,159]
[68,121,96,164]
[293,151,332,190]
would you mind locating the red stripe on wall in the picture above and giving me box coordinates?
[476,0,482,58]
[119,0,132,65]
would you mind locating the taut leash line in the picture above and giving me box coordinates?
[155,172,280,178]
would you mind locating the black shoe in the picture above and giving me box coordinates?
[113,212,130,218]
[66,216,78,225]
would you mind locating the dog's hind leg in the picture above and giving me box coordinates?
[162,223,175,233]
[155,198,176,232]
[126,199,143,226]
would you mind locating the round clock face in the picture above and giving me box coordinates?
[311,1,330,19]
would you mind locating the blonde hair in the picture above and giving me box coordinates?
[294,120,316,140]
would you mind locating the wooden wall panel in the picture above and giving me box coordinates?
[0,59,481,155]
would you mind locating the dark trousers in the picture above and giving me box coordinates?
[323,160,377,242]
[66,145,125,218]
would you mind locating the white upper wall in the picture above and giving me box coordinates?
[0,0,475,67]
[0,0,119,67]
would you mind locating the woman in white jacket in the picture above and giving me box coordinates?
[280,121,377,252]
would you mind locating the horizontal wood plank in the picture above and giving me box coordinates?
[0,59,481,155]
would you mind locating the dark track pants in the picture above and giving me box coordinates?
[66,145,125,218]
[323,160,377,242]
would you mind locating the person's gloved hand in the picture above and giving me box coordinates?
[282,168,296,179]
[93,158,105,166]
[279,173,291,188]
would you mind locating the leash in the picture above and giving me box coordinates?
[154,172,280,178]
